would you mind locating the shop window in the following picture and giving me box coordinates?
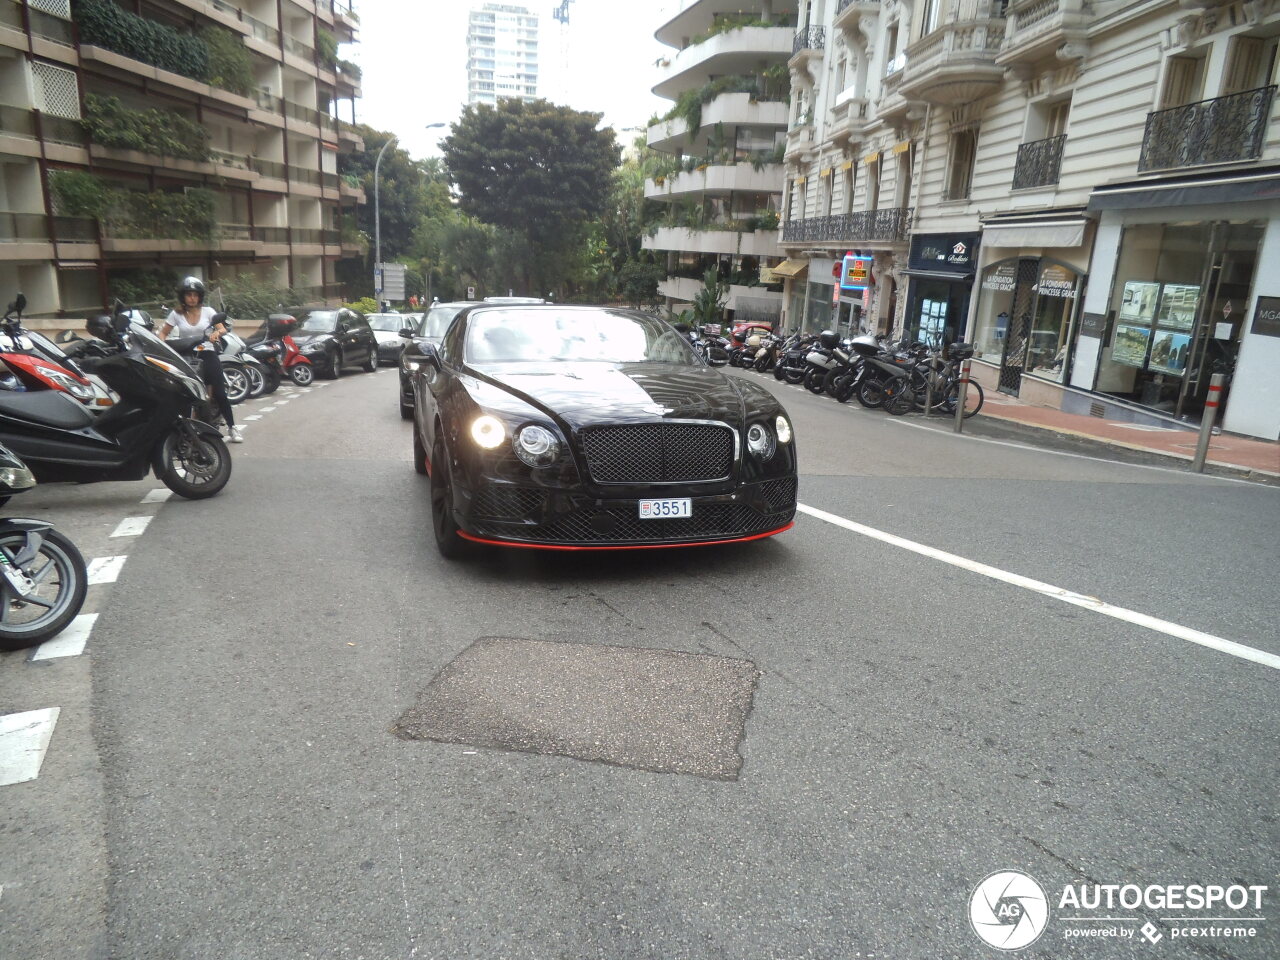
[1160,55,1206,109]
[944,129,977,201]
[973,258,1083,387]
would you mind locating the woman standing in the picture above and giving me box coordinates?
[158,277,243,443]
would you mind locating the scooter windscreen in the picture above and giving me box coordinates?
[128,322,202,381]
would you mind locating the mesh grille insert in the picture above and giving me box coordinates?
[580,422,733,483]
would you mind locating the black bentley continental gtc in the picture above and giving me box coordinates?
[403,304,798,557]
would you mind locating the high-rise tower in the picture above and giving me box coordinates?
[467,3,540,106]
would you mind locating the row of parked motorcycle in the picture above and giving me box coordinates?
[0,295,259,650]
[688,325,985,419]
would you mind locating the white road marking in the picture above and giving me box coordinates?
[87,556,127,585]
[244,415,263,421]
[110,516,151,538]
[31,614,96,661]
[796,503,1280,671]
[316,382,330,388]
[0,707,60,786]
[259,406,276,413]
[275,400,290,405]
[141,489,172,504]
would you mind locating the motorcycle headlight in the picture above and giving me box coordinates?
[470,414,506,449]
[746,422,776,460]
[36,366,95,400]
[776,415,792,444]
[0,465,36,490]
[513,424,559,467]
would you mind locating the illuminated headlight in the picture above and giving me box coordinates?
[746,422,775,459]
[0,465,35,490]
[513,424,559,467]
[403,359,424,373]
[470,414,506,449]
[776,415,792,444]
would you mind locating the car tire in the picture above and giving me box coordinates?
[363,348,377,373]
[288,363,314,387]
[412,416,429,475]
[400,398,414,420]
[324,348,341,379]
[430,434,471,559]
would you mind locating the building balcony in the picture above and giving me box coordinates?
[644,225,785,259]
[78,45,258,113]
[784,121,817,163]
[659,275,784,314]
[896,16,1007,105]
[1012,134,1066,189]
[781,208,913,247]
[86,144,260,183]
[828,92,871,144]
[336,121,365,153]
[790,26,825,63]
[647,93,788,154]
[1138,86,1277,173]
[646,163,784,201]
[0,211,54,259]
[834,0,883,33]
[339,176,366,203]
[653,26,794,100]
[996,0,1089,67]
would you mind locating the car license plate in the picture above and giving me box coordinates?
[639,498,691,519]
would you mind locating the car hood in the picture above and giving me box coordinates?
[289,332,335,348]
[468,362,754,430]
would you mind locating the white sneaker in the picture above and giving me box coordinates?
[228,427,244,444]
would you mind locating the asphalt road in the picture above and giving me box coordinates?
[1,363,1277,960]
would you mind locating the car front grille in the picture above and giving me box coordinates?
[472,485,547,520]
[760,476,798,511]
[579,422,734,483]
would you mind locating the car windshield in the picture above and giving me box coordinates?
[420,305,463,338]
[465,309,699,365]
[366,314,404,332]
[298,311,339,334]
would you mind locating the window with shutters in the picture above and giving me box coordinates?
[944,129,977,201]
[31,61,80,119]
[1160,55,1206,109]
[1222,36,1279,94]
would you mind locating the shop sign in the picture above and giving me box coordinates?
[1080,312,1108,337]
[909,233,979,273]
[1036,264,1077,299]
[840,254,872,291]
[1252,296,1280,338]
[982,263,1017,293]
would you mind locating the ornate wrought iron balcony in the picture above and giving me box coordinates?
[793,26,826,55]
[1012,134,1066,189]
[1138,86,1276,172]
[781,208,913,244]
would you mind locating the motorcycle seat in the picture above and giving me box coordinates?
[0,389,96,430]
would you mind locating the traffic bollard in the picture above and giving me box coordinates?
[953,358,972,433]
[1192,373,1224,472]
[924,357,935,418]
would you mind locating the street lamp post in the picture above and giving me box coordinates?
[373,136,396,301]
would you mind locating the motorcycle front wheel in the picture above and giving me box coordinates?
[782,364,805,385]
[803,367,827,394]
[0,527,87,649]
[153,428,232,500]
[857,378,886,409]
[222,364,250,404]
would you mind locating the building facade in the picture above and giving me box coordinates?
[645,0,797,328]
[467,3,539,107]
[0,0,366,327]
[775,0,1280,441]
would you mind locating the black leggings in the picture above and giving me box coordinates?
[197,351,235,429]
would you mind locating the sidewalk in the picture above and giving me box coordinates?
[972,389,1280,479]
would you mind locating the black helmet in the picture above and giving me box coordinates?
[177,276,206,304]
[86,314,114,339]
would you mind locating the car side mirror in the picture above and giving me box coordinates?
[14,293,25,314]
[418,342,441,368]
[399,327,414,338]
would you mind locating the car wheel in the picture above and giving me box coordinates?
[412,415,428,475]
[363,348,377,372]
[400,397,414,421]
[324,348,341,379]
[430,435,471,559]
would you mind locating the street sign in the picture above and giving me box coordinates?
[375,262,406,300]
[467,286,476,300]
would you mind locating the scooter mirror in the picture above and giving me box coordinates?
[55,329,80,343]
[112,312,131,334]
[14,293,25,314]
[211,312,229,327]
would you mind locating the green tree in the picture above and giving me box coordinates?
[441,99,619,296]
[618,260,665,309]
[691,268,727,327]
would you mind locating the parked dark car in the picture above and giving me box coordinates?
[404,304,798,557]
[398,301,471,419]
[291,308,378,378]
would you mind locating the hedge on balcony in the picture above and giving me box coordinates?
[49,171,216,241]
[82,95,211,162]
[72,0,252,97]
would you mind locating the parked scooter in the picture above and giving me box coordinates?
[213,324,270,401]
[0,440,87,649]
[0,296,114,409]
[246,314,314,386]
[0,304,233,499]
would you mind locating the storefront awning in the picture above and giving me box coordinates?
[982,219,1087,249]
[770,259,810,279]
[1088,167,1280,210]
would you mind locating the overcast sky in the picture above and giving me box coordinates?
[353,1,676,161]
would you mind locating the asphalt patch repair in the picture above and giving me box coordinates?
[393,637,759,780]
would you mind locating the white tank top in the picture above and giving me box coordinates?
[166,306,218,350]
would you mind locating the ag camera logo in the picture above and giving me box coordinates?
[970,870,1050,950]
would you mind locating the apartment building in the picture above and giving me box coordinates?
[467,3,538,106]
[777,0,1280,441]
[0,0,366,328]
[645,0,797,327]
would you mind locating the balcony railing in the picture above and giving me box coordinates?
[252,225,289,243]
[288,166,322,186]
[219,223,253,241]
[1012,133,1066,189]
[244,12,279,44]
[291,228,323,244]
[793,26,825,55]
[283,34,316,61]
[0,105,35,139]
[781,208,913,244]
[837,0,881,11]
[255,89,283,113]
[322,228,340,245]
[211,148,253,172]
[249,158,287,180]
[1138,86,1276,172]
[40,113,86,146]
[52,217,97,242]
[29,7,74,45]
[0,212,49,242]
[283,100,324,126]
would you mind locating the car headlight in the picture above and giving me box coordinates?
[0,465,35,490]
[746,422,776,459]
[403,359,423,373]
[513,424,559,467]
[776,415,792,444]
[303,341,326,352]
[470,414,506,449]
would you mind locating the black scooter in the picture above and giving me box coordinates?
[0,441,87,648]
[0,304,232,499]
